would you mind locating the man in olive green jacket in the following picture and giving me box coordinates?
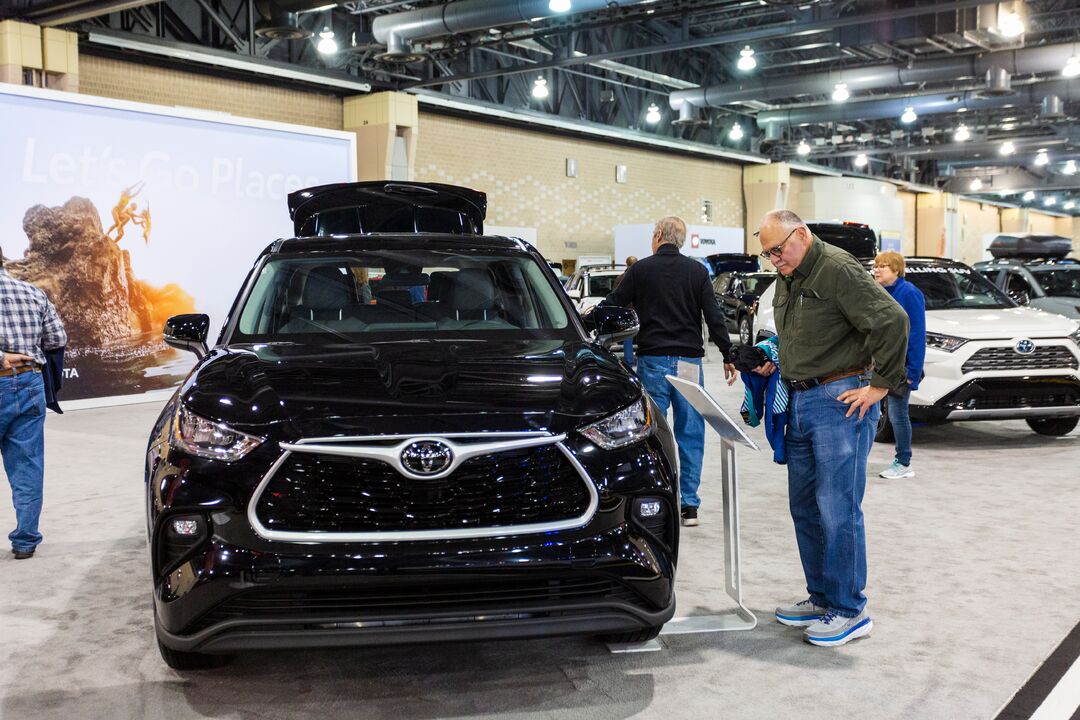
[757,209,908,647]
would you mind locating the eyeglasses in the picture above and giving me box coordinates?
[756,227,798,259]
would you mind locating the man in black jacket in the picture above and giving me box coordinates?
[602,217,735,526]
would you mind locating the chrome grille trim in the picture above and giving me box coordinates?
[961,345,1079,374]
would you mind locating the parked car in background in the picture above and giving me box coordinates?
[804,220,879,261]
[712,269,776,344]
[146,182,679,670]
[565,264,626,313]
[756,255,1080,438]
[974,257,1080,320]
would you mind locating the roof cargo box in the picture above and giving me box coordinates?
[988,233,1072,259]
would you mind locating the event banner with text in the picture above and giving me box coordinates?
[0,86,354,404]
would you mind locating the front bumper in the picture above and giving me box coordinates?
[909,375,1080,423]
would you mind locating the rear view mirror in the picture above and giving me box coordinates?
[164,314,210,359]
[583,306,638,347]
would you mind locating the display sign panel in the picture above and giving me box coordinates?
[0,85,355,405]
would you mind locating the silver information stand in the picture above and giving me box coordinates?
[607,375,760,653]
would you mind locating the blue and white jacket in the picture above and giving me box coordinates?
[739,336,788,465]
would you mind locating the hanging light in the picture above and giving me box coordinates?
[1064,160,1078,175]
[1023,190,1036,201]
[954,124,971,142]
[1044,196,1057,207]
[854,153,868,168]
[832,82,850,103]
[1064,55,1080,79]
[737,46,757,72]
[968,178,983,191]
[548,0,572,12]
[1065,200,1076,210]
[317,27,337,54]
[997,11,1025,38]
[1034,149,1049,166]
[796,139,811,156]
[729,122,744,141]
[645,104,661,124]
[900,106,917,124]
[531,76,549,99]
[999,140,1016,155]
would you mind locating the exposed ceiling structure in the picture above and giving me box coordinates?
[5,0,1079,213]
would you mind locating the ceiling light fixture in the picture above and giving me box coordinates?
[999,140,1016,155]
[1023,190,1036,201]
[531,76,549,99]
[1044,196,1057,207]
[969,178,983,191]
[1064,160,1078,175]
[1064,55,1080,78]
[645,103,661,124]
[900,106,917,124]
[1001,122,1016,131]
[317,27,337,54]
[1035,149,1049,166]
[737,46,757,72]
[548,0,572,12]
[729,122,744,141]
[832,82,850,102]
[854,153,868,168]
[796,139,811,156]
[954,124,971,142]
[1065,200,1076,210]
[997,10,1024,38]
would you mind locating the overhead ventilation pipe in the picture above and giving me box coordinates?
[671,41,1080,109]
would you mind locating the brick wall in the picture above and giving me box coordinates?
[414,112,745,262]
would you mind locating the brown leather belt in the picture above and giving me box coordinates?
[788,367,867,392]
[0,365,40,378]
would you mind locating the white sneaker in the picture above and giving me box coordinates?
[879,460,914,479]
[804,609,873,647]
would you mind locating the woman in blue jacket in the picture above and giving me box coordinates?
[873,251,926,479]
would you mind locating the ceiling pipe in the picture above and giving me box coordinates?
[20,0,161,26]
[671,41,1080,110]
[941,152,1080,169]
[795,136,1069,160]
[756,79,1080,127]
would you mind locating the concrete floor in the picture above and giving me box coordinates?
[2,354,1079,720]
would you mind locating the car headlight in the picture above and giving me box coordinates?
[171,405,263,462]
[1069,323,1080,349]
[580,398,652,449]
[926,332,969,353]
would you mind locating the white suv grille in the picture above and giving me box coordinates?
[961,345,1079,374]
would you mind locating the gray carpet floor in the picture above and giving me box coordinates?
[1,354,1078,720]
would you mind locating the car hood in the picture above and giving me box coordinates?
[178,338,640,438]
[1030,297,1080,320]
[928,306,1080,339]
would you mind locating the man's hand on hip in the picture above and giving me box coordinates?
[2,352,34,370]
[837,384,888,419]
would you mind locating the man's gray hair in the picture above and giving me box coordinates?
[655,216,687,248]
[762,209,807,231]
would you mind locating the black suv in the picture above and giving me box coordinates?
[146,182,680,669]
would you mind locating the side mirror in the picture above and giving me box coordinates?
[567,287,582,300]
[164,314,210,359]
[583,306,639,347]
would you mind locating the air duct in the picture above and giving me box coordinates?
[979,66,1014,97]
[671,102,705,126]
[671,41,1080,109]
[1041,95,1065,118]
[798,136,1067,161]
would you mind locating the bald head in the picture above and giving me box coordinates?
[757,209,813,276]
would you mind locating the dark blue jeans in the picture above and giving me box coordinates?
[888,384,913,466]
[622,338,635,367]
[0,372,47,552]
[786,375,878,617]
[636,356,705,509]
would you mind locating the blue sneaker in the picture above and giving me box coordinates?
[804,609,873,647]
[775,598,826,627]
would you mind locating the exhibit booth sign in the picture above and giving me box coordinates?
[614,223,744,268]
[0,84,356,408]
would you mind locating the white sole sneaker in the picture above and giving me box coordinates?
[775,613,822,628]
[806,618,873,647]
[681,518,699,527]
[879,467,915,479]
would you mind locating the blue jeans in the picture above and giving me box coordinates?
[622,338,635,367]
[0,372,47,552]
[888,384,913,466]
[636,356,705,509]
[786,375,878,617]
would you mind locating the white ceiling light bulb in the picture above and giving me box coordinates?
[832,82,850,103]
[1064,160,1077,175]
[796,139,811,156]
[999,140,1016,156]
[1044,196,1057,207]
[729,122,744,141]
[854,153,868,168]
[317,27,337,54]
[900,106,917,124]
[1035,149,1049,166]
[1065,200,1076,210]
[969,178,983,191]
[548,0,572,12]
[1064,55,1080,78]
[737,46,757,72]
[954,124,971,142]
[531,76,549,99]
[1023,190,1035,201]
[645,103,661,124]
[997,11,1025,38]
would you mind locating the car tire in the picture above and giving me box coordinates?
[875,398,894,443]
[602,625,663,645]
[1025,417,1079,436]
[738,316,752,345]
[156,636,232,671]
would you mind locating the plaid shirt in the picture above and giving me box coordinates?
[0,268,67,366]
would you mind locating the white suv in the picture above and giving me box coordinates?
[756,256,1080,437]
[565,265,626,313]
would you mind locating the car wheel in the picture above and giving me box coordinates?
[1025,417,1079,436]
[738,316,752,345]
[602,625,663,644]
[156,636,232,671]
[875,398,894,443]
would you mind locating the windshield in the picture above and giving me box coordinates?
[1032,268,1080,298]
[742,275,776,297]
[232,250,574,343]
[586,274,619,297]
[904,265,1015,310]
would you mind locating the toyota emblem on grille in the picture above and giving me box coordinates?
[400,441,453,475]
[1014,338,1036,355]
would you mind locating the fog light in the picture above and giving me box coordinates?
[172,518,200,536]
[638,500,662,518]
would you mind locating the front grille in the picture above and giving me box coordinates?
[187,576,649,633]
[942,376,1080,411]
[255,444,590,533]
[962,345,1079,373]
